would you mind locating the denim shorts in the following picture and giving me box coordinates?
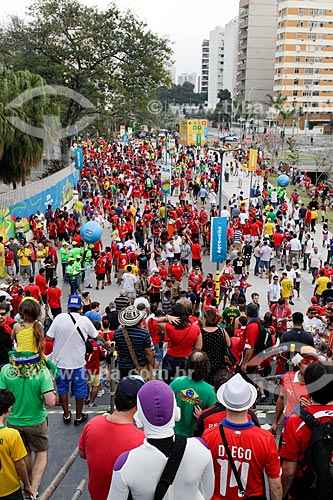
[154,343,164,363]
[56,366,88,398]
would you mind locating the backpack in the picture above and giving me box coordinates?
[299,408,333,500]
[253,319,273,354]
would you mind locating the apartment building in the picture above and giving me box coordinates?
[224,16,239,99]
[237,0,278,104]
[274,0,333,130]
[208,26,225,109]
[200,39,209,94]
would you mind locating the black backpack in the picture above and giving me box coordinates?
[253,320,273,354]
[299,408,333,500]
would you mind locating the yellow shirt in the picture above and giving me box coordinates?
[0,426,27,496]
[16,325,38,353]
[316,276,330,296]
[74,200,83,213]
[17,248,32,267]
[281,278,293,298]
[264,221,275,236]
[124,264,139,276]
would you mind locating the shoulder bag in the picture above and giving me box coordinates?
[69,313,93,354]
[154,435,187,500]
[121,325,152,381]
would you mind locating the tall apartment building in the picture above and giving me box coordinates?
[200,39,209,94]
[274,0,333,130]
[224,17,239,99]
[237,0,278,104]
[164,62,177,84]
[177,72,200,92]
[208,26,225,109]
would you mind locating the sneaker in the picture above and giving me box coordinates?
[74,413,88,426]
[289,300,294,305]
[259,395,267,403]
[63,411,72,425]
[97,388,105,398]
[91,403,97,408]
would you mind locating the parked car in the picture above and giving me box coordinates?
[221,133,240,142]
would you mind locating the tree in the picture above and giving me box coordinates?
[0,67,54,188]
[0,0,171,149]
[279,108,295,151]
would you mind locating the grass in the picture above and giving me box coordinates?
[268,172,333,229]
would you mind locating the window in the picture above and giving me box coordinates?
[295,68,300,74]
[294,79,299,85]
[307,45,315,52]
[304,79,313,85]
[313,80,320,85]
[305,68,314,74]
[296,44,301,52]
[312,102,319,108]
[297,32,303,39]
[313,91,320,96]
[305,57,315,63]
[308,33,317,39]
[295,56,300,62]
[293,90,298,96]
[303,91,312,97]
[299,8,304,15]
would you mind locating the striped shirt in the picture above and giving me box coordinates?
[114,296,130,311]
[113,326,152,369]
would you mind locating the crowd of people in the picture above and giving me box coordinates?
[0,137,333,500]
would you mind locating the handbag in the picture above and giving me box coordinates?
[219,425,266,500]
[69,313,93,354]
[219,327,236,369]
[121,325,153,381]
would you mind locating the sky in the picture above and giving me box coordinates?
[0,0,239,75]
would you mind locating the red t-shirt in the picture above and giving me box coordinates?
[78,416,144,500]
[169,263,184,281]
[281,371,308,418]
[23,284,41,301]
[280,404,333,475]
[36,275,48,295]
[165,322,200,357]
[47,287,62,309]
[191,243,202,260]
[203,421,281,500]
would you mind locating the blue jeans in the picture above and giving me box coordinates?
[162,354,187,384]
[254,256,260,274]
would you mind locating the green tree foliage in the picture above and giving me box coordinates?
[0,67,54,187]
[157,82,207,109]
[0,0,171,141]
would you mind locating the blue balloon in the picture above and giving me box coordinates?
[80,221,102,244]
[277,174,290,187]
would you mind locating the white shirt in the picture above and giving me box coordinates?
[173,236,182,254]
[122,272,137,293]
[47,312,98,369]
[260,245,273,261]
[165,242,174,258]
[289,238,302,251]
[310,252,321,268]
[268,283,281,302]
[108,438,214,500]
[220,209,230,219]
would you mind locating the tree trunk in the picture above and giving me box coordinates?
[21,167,26,187]
[12,180,17,190]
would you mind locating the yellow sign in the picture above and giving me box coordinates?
[248,149,258,172]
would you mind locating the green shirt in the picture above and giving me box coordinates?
[0,365,54,426]
[267,212,277,223]
[60,247,70,263]
[222,307,240,327]
[170,376,216,437]
[69,247,82,259]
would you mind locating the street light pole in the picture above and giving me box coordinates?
[215,147,226,305]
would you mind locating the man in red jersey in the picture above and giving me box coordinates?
[169,257,184,282]
[203,374,282,500]
[23,276,42,303]
[79,377,145,500]
[280,362,333,500]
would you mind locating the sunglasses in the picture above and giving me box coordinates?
[0,312,7,316]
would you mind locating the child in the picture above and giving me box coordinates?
[11,299,44,359]
[0,389,33,499]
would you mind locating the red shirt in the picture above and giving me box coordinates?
[47,287,62,309]
[23,284,41,301]
[169,263,184,281]
[165,322,200,357]
[36,274,48,295]
[280,404,333,475]
[79,416,144,500]
[203,421,281,500]
[191,243,202,260]
[272,232,284,248]
[281,371,308,418]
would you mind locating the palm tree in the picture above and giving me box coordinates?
[279,108,295,152]
[0,67,53,187]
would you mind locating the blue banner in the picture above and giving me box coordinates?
[74,147,83,170]
[210,217,228,263]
